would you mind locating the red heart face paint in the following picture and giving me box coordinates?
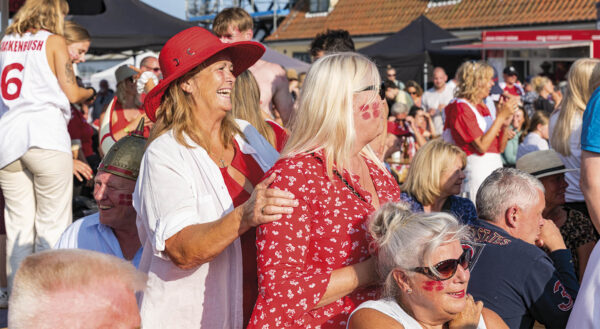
[422,280,445,292]
[359,104,369,112]
[118,193,133,206]
[361,112,372,120]
[372,101,381,118]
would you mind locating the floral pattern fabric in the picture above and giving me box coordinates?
[248,152,401,329]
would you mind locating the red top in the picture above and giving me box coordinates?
[387,120,411,137]
[101,97,150,146]
[67,106,95,157]
[219,139,264,328]
[503,85,523,97]
[248,152,401,329]
[444,100,502,156]
[266,120,287,152]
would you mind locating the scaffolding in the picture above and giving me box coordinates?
[186,0,296,39]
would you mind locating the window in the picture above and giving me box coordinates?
[309,0,329,13]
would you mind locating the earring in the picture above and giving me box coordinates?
[406,288,412,294]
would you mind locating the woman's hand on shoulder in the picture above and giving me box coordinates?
[239,173,299,233]
[448,294,483,329]
[348,308,404,329]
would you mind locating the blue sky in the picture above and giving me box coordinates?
[142,0,187,20]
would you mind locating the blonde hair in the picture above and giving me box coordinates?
[281,52,384,176]
[551,58,600,156]
[531,76,551,94]
[213,7,253,37]
[9,249,146,329]
[369,202,470,298]
[6,0,69,36]
[455,61,494,104]
[232,70,277,148]
[148,61,243,150]
[63,20,90,45]
[401,138,466,206]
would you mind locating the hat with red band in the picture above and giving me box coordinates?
[98,119,147,181]
[143,26,265,122]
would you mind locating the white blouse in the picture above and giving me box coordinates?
[133,120,279,329]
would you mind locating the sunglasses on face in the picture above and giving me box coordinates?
[408,91,417,95]
[411,247,472,281]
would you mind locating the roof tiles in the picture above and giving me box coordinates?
[266,0,597,41]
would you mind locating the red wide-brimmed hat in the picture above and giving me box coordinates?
[143,27,265,122]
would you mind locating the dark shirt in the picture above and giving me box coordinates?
[468,219,579,329]
[534,95,555,115]
[399,192,478,225]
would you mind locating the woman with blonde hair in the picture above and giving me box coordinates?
[232,70,287,151]
[532,75,561,114]
[550,58,600,217]
[517,111,549,159]
[349,202,507,329]
[443,61,517,202]
[0,0,94,292]
[63,20,90,64]
[248,52,401,329]
[133,27,297,328]
[401,139,477,224]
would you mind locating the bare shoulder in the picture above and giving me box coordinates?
[46,34,66,49]
[482,307,509,329]
[348,308,405,329]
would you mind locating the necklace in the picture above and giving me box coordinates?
[311,153,368,203]
[208,145,227,168]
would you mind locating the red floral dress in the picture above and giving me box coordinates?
[248,151,401,329]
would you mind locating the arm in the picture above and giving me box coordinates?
[315,257,378,308]
[581,150,600,232]
[272,68,295,126]
[497,126,511,153]
[576,241,595,280]
[46,35,93,103]
[165,173,297,269]
[471,97,516,154]
[348,308,404,329]
[481,307,509,329]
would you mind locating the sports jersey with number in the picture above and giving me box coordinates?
[0,30,70,169]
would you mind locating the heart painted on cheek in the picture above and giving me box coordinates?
[118,193,133,206]
[361,112,372,120]
[359,104,370,112]
[422,280,445,291]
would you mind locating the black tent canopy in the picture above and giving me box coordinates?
[68,0,194,54]
[359,15,476,87]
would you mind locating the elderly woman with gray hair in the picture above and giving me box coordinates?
[347,202,507,329]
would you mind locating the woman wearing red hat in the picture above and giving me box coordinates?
[247,52,401,329]
[132,27,297,328]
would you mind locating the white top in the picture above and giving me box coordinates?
[517,132,549,160]
[422,84,454,135]
[133,120,279,329]
[54,212,143,268]
[136,71,159,95]
[0,31,70,169]
[566,242,600,328]
[549,112,584,202]
[348,298,487,329]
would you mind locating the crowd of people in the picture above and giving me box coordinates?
[3,0,600,328]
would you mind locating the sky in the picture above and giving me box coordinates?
[142,0,187,20]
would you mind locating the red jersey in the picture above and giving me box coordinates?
[444,100,502,156]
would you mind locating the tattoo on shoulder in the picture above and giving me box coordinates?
[65,62,75,84]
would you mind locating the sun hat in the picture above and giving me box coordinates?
[115,65,138,84]
[143,26,265,122]
[516,150,577,179]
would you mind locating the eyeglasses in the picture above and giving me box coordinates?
[411,247,472,281]
[145,66,160,72]
[408,91,417,95]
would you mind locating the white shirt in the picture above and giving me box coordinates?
[549,112,584,202]
[348,298,487,329]
[517,132,549,160]
[133,120,279,329]
[136,71,159,95]
[0,31,70,169]
[54,212,143,268]
[422,84,454,135]
[566,243,600,328]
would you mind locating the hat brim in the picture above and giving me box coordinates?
[534,167,578,179]
[144,41,265,122]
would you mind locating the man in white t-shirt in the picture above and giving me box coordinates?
[136,56,161,95]
[422,67,454,135]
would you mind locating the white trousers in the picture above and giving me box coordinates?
[461,152,502,204]
[0,148,72,292]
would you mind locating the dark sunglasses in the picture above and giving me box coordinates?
[411,247,472,281]
[408,91,417,95]
[151,67,161,72]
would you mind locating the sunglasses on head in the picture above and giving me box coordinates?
[356,85,379,93]
[411,247,472,281]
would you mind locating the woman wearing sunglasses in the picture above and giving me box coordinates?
[348,202,508,329]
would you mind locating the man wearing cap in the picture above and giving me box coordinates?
[517,150,598,280]
[467,167,579,329]
[213,8,294,125]
[55,124,146,268]
[500,66,525,98]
